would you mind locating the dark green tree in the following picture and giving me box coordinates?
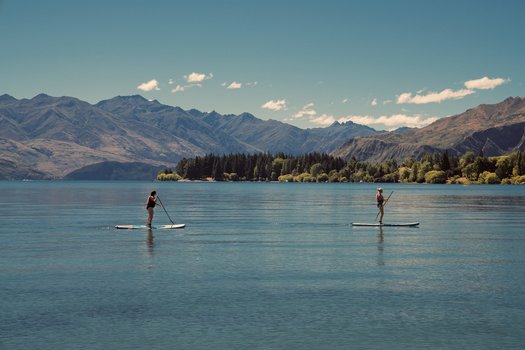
[440,150,451,172]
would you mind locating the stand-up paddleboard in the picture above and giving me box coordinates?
[351,222,419,227]
[115,224,186,230]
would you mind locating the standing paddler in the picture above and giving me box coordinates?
[146,190,158,228]
[375,188,394,224]
[376,187,385,224]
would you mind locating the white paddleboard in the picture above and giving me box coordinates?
[115,224,186,230]
[351,222,419,227]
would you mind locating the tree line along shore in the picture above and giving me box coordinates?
[157,151,525,185]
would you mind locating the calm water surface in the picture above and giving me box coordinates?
[1,181,524,349]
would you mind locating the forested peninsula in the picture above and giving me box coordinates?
[157,151,525,185]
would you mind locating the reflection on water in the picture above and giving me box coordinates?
[377,226,385,266]
[146,229,154,257]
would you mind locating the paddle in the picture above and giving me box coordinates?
[375,190,394,221]
[156,195,175,225]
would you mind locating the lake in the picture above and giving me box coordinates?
[1,181,524,349]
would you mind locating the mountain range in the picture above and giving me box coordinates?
[2,93,524,180]
[332,97,525,162]
[0,94,376,179]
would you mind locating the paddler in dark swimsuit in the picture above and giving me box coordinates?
[146,190,157,228]
[376,187,385,224]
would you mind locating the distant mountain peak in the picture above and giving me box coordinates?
[205,110,222,118]
[238,112,256,121]
[329,120,356,128]
[504,96,522,103]
[97,95,149,105]
[0,94,17,103]
[129,94,148,101]
[117,95,149,103]
[95,95,158,111]
[503,96,525,109]
[32,93,53,100]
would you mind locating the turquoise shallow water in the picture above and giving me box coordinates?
[1,181,525,349]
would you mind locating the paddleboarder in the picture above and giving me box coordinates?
[376,187,385,224]
[146,190,158,228]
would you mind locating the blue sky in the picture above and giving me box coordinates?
[1,0,524,130]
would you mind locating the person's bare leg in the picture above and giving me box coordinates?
[147,207,154,226]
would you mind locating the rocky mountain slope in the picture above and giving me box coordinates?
[333,97,525,162]
[0,93,376,179]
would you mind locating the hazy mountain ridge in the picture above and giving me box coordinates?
[3,93,523,180]
[64,161,164,180]
[195,112,377,155]
[0,93,377,179]
[333,97,525,162]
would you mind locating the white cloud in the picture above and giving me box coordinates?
[311,114,336,126]
[342,98,349,104]
[464,76,509,90]
[397,88,474,104]
[261,99,287,111]
[223,81,257,89]
[168,79,175,85]
[227,81,242,89]
[171,83,202,94]
[171,85,185,93]
[395,76,509,105]
[137,79,160,92]
[184,72,213,83]
[371,98,378,106]
[339,114,438,130]
[293,103,316,119]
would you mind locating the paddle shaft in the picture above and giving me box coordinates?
[375,190,394,221]
[156,196,175,225]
